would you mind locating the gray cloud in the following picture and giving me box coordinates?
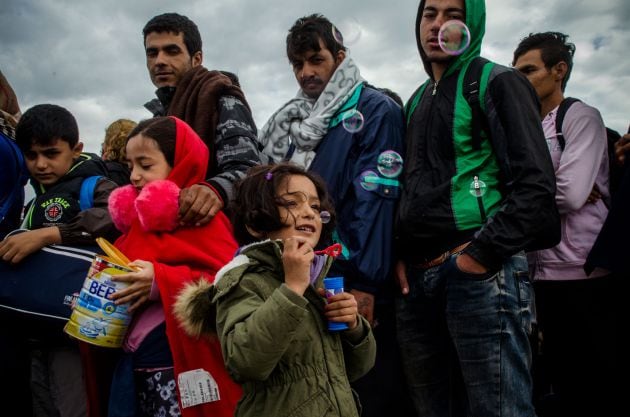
[1,0,628,156]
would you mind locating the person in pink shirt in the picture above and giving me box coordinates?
[514,31,617,417]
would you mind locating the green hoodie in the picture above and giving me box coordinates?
[409,0,502,233]
[397,0,560,269]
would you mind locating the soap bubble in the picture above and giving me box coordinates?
[359,170,379,191]
[377,150,403,178]
[342,109,364,133]
[319,211,331,224]
[332,18,362,47]
[438,20,471,56]
[469,176,487,197]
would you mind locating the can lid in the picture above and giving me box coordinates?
[323,276,344,289]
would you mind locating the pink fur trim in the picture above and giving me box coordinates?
[136,180,180,232]
[108,185,138,233]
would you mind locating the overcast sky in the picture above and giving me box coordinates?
[2,0,629,155]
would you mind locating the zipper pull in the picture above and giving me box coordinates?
[473,175,480,195]
[432,80,439,96]
[472,175,487,222]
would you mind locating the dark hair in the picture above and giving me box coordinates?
[286,14,346,64]
[127,117,176,167]
[143,12,202,56]
[230,163,336,247]
[378,87,404,107]
[513,31,575,92]
[15,104,79,152]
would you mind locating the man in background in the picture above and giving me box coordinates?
[142,12,262,225]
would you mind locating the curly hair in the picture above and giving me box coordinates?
[102,118,137,163]
[230,163,336,247]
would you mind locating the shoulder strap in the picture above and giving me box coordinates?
[79,176,102,211]
[554,97,581,151]
[405,81,429,126]
[463,57,493,150]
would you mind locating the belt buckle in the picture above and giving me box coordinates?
[419,252,448,269]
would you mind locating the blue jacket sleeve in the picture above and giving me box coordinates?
[333,91,405,295]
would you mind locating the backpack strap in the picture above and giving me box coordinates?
[554,97,581,151]
[463,57,493,150]
[79,176,102,211]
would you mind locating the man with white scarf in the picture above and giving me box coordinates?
[258,14,413,417]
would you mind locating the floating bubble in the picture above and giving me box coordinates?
[438,20,471,56]
[342,109,364,133]
[331,18,362,47]
[320,210,331,224]
[332,25,344,45]
[377,150,404,178]
[359,170,379,191]
[469,176,487,197]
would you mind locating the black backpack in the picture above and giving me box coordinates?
[554,97,623,195]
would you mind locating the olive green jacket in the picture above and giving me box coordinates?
[213,240,376,417]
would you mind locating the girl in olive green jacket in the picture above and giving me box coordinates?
[177,164,376,417]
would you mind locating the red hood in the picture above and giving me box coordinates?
[167,116,209,188]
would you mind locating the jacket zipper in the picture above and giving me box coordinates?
[473,175,487,222]
[432,80,439,95]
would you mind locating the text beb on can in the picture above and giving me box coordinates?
[64,255,133,348]
[323,276,349,332]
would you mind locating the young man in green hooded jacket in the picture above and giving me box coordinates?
[394,0,560,416]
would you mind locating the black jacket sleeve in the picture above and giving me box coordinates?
[58,178,121,245]
[463,68,560,270]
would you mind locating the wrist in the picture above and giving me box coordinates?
[456,253,487,274]
[40,227,62,246]
[286,281,307,296]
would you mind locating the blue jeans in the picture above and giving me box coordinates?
[396,253,536,417]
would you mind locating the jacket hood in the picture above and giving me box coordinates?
[175,239,337,339]
[415,0,486,80]
[167,116,209,189]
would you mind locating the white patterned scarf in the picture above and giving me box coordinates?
[258,57,364,168]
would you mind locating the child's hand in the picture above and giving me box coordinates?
[0,228,60,264]
[317,288,359,330]
[282,236,314,296]
[110,260,155,312]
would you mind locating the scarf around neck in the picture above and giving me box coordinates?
[258,57,364,168]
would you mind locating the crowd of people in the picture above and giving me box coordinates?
[0,0,626,416]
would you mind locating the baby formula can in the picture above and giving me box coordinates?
[64,255,133,348]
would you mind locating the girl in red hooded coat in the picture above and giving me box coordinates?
[106,116,241,417]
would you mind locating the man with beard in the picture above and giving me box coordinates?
[143,13,262,226]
